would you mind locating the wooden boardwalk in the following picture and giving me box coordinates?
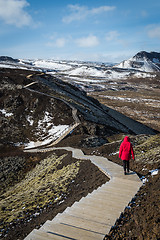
[24,147,142,240]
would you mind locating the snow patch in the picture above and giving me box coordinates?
[33,60,72,71]
[67,66,106,77]
[133,72,155,78]
[150,169,159,176]
[109,151,119,156]
[27,116,34,126]
[100,96,160,106]
[116,56,160,72]
[24,124,69,149]
[0,109,13,117]
[141,176,148,184]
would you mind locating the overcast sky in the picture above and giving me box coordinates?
[0,0,160,63]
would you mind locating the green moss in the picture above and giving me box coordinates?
[135,135,160,153]
[0,153,81,228]
[107,133,126,143]
[134,134,160,164]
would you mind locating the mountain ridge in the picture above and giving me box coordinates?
[0,52,159,89]
[116,51,160,72]
[1,51,160,74]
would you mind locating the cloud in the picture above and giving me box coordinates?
[147,25,160,39]
[54,38,66,48]
[76,35,99,47]
[141,10,148,18]
[62,5,87,23]
[62,4,115,23]
[0,0,32,27]
[105,31,119,41]
[105,30,128,47]
[91,6,116,14]
[47,37,67,48]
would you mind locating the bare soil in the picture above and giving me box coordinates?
[88,77,160,131]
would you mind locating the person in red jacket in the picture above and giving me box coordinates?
[119,136,135,175]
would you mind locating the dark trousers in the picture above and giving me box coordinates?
[123,160,129,173]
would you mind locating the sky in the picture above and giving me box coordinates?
[0,0,160,63]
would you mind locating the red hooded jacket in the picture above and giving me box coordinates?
[119,136,135,161]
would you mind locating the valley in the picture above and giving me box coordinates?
[0,52,159,240]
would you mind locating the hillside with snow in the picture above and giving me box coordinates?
[0,52,159,93]
[0,54,160,240]
[0,66,157,150]
[115,51,160,72]
[0,52,158,79]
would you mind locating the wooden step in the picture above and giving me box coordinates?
[40,222,104,240]
[24,147,142,240]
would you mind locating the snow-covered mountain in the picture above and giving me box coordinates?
[0,52,158,93]
[0,53,157,78]
[116,51,160,72]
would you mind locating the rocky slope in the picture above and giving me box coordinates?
[0,69,74,148]
[0,68,156,151]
